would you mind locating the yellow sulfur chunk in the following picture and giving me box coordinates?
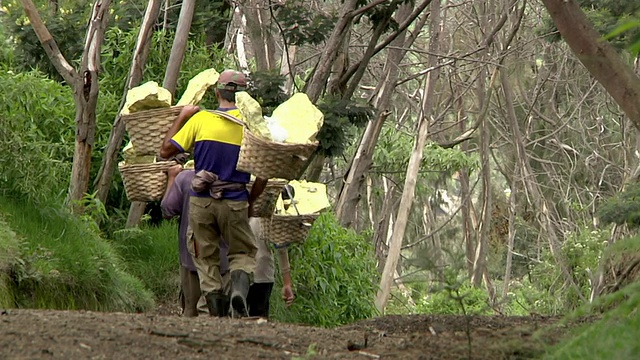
[235,91,272,139]
[121,81,172,115]
[176,69,220,106]
[270,93,324,144]
[275,180,330,215]
[122,141,156,164]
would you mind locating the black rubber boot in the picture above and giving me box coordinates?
[204,291,227,317]
[230,270,251,318]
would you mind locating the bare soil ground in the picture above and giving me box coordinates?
[0,307,593,360]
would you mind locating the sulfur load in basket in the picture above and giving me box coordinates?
[118,161,176,202]
[247,179,288,218]
[234,92,323,180]
[122,106,183,156]
[262,214,319,247]
[262,180,330,246]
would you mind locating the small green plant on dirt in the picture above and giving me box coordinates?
[292,343,318,360]
[270,212,379,327]
[416,269,494,316]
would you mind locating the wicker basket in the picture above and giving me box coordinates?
[118,161,176,202]
[205,109,319,180]
[122,106,184,156]
[262,214,319,247]
[248,179,288,218]
[237,130,318,180]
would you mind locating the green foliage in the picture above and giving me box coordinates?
[0,219,20,308]
[246,70,289,116]
[544,280,640,359]
[0,70,75,204]
[276,0,336,46]
[316,97,374,157]
[0,24,16,69]
[0,195,154,311]
[528,227,608,313]
[539,1,640,54]
[110,222,180,301]
[416,284,494,315]
[597,182,640,228]
[269,212,379,327]
[374,125,479,177]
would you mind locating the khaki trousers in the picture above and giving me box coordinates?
[188,196,257,295]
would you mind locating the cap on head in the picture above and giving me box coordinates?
[217,70,247,91]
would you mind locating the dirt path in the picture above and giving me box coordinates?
[0,309,587,359]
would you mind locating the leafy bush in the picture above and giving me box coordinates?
[269,212,379,327]
[526,227,607,313]
[0,70,75,203]
[597,182,640,228]
[415,269,494,315]
[0,195,154,312]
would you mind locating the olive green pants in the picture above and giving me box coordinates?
[188,196,257,294]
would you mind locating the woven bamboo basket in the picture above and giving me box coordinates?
[237,130,318,180]
[205,110,318,180]
[122,106,184,156]
[247,179,288,218]
[262,214,319,247]
[118,161,176,202]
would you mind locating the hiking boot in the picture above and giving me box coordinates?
[204,291,229,317]
[230,270,251,318]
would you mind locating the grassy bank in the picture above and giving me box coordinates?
[0,195,154,312]
[110,221,181,303]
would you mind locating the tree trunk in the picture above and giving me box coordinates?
[502,166,518,303]
[374,177,396,273]
[280,44,297,95]
[94,0,163,205]
[163,0,196,97]
[304,0,359,103]
[501,67,585,302]
[21,0,112,212]
[541,0,640,131]
[126,0,194,227]
[375,0,441,314]
[66,0,112,209]
[471,81,492,287]
[335,3,417,228]
[305,154,326,182]
[241,0,277,71]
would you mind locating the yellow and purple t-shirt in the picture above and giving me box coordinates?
[170,108,250,201]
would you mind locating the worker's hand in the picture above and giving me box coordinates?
[282,284,295,307]
[248,201,257,218]
[178,105,200,124]
[167,164,183,179]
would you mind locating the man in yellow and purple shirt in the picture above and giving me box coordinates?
[160,70,267,317]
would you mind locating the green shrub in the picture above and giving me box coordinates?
[0,70,75,203]
[0,219,20,308]
[415,270,494,315]
[110,221,181,302]
[0,195,154,312]
[269,212,379,327]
